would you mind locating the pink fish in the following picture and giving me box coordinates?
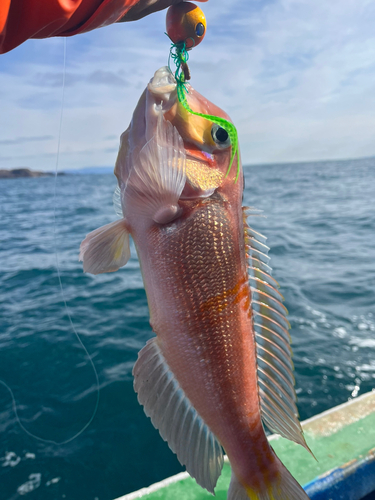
[79,66,312,499]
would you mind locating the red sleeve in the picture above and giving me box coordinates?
[0,0,138,54]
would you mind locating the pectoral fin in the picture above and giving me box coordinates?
[79,219,130,275]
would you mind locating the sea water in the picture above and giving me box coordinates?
[0,158,374,500]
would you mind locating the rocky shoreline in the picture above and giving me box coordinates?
[0,168,65,179]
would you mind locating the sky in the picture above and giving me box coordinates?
[0,0,375,171]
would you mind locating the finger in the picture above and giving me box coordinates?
[118,0,208,23]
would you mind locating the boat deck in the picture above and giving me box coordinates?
[116,390,375,500]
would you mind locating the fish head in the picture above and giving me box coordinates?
[80,68,242,273]
[115,66,242,223]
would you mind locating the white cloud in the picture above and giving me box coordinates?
[0,0,374,170]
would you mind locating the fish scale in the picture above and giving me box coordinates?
[133,197,275,483]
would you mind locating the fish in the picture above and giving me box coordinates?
[79,66,313,499]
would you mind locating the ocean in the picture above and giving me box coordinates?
[0,157,374,500]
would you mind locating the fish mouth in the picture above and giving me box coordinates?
[180,146,224,200]
[185,145,215,166]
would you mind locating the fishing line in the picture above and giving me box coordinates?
[0,38,100,445]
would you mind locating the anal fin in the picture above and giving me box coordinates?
[133,338,224,494]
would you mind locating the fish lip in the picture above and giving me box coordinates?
[148,66,177,96]
[185,146,215,167]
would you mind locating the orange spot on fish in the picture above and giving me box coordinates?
[198,274,250,315]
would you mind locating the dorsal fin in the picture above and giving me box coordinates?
[243,207,313,456]
[133,338,224,493]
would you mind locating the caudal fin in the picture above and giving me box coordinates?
[228,461,309,500]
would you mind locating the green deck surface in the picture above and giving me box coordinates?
[117,390,375,500]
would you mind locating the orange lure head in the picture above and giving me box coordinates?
[166,2,207,49]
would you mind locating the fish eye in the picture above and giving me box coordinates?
[211,124,231,148]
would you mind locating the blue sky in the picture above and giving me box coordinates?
[1,0,375,171]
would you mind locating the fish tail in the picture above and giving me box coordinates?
[228,460,310,500]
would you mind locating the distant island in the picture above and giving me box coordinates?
[0,168,65,179]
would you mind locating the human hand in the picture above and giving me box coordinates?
[118,0,208,22]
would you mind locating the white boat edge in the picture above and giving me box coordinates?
[114,389,375,500]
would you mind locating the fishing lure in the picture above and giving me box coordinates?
[166,2,240,182]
